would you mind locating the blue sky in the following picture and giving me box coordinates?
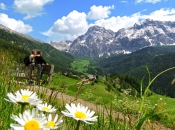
[0,0,175,43]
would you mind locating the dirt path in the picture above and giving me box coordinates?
[26,84,172,130]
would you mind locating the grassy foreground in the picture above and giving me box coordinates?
[1,72,175,130]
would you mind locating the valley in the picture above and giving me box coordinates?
[1,20,175,129]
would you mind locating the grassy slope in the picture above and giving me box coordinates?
[51,73,114,104]
[1,36,175,128]
[51,73,175,110]
[71,59,89,73]
[50,73,175,127]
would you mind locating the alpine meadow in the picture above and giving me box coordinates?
[1,20,175,130]
[1,0,175,129]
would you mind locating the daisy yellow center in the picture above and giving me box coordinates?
[24,120,39,130]
[47,121,55,127]
[42,106,50,111]
[22,95,30,101]
[75,111,86,119]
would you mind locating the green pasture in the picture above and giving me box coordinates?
[51,73,175,118]
[71,59,90,73]
[50,73,115,105]
[1,71,175,129]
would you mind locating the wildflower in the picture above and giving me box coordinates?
[46,114,63,129]
[148,119,151,123]
[136,100,140,103]
[160,98,162,100]
[37,103,57,113]
[10,108,47,130]
[5,89,42,106]
[61,103,98,124]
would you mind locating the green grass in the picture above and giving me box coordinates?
[71,59,90,73]
[146,94,175,107]
[2,69,175,129]
[50,73,80,87]
[145,93,175,127]
[51,73,175,115]
[51,73,115,105]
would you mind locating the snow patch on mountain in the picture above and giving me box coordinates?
[50,19,175,57]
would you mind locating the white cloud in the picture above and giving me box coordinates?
[42,10,88,42]
[90,8,175,32]
[42,7,175,42]
[87,5,114,20]
[139,8,175,21]
[0,3,7,10]
[136,0,162,4]
[0,13,33,33]
[13,0,54,20]
[121,0,129,3]
[90,15,139,32]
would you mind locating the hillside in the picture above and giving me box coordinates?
[0,39,28,66]
[0,27,74,72]
[97,46,175,97]
[98,46,175,74]
[1,36,175,129]
[127,52,175,97]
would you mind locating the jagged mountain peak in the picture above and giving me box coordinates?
[50,19,175,57]
[87,25,106,33]
[86,25,114,36]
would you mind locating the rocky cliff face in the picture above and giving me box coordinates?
[69,25,116,57]
[113,19,175,51]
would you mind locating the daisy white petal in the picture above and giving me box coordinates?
[46,114,63,129]
[10,124,24,130]
[36,103,57,113]
[61,103,98,124]
[10,108,47,130]
[5,89,42,106]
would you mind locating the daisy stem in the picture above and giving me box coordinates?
[21,104,26,113]
[75,120,81,130]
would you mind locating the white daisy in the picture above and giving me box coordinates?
[10,108,47,130]
[5,89,42,106]
[36,103,57,113]
[45,114,63,129]
[61,103,98,124]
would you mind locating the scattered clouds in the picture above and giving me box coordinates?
[43,7,175,42]
[43,5,115,42]
[42,10,88,42]
[135,0,162,4]
[0,13,33,33]
[91,8,175,32]
[139,8,175,21]
[0,3,7,10]
[87,5,114,20]
[13,0,54,20]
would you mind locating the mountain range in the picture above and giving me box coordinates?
[50,19,175,57]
